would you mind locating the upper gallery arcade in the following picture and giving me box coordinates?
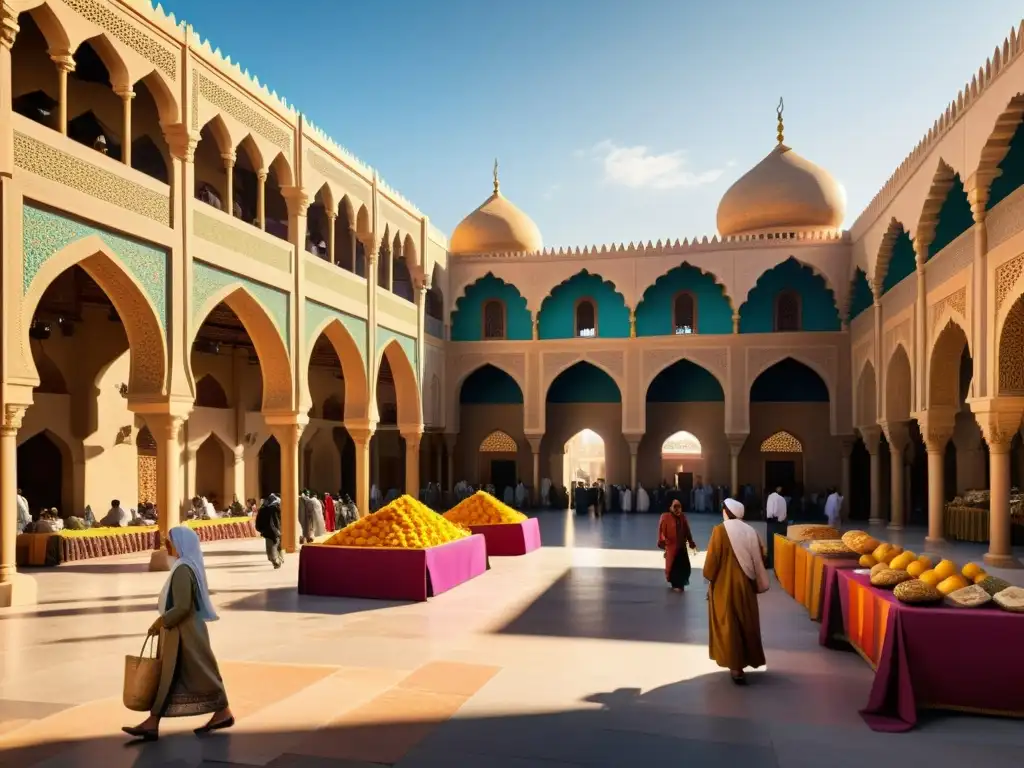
[2,0,1024,605]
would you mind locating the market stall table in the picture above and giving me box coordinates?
[819,569,1024,731]
[298,534,488,602]
[469,517,542,556]
[773,534,796,595]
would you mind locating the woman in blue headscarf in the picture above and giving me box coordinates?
[122,526,233,741]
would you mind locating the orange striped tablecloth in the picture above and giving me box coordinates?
[774,535,796,596]
[841,573,893,669]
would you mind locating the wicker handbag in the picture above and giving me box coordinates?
[123,635,161,712]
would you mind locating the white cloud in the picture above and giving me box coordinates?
[587,140,724,190]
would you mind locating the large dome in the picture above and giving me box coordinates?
[716,127,845,237]
[450,163,543,256]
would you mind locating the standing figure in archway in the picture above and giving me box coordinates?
[658,500,698,592]
[323,493,337,533]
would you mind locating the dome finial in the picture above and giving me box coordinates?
[493,157,500,195]
[776,97,785,145]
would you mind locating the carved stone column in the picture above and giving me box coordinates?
[526,435,542,504]
[256,169,268,230]
[268,417,304,552]
[967,178,991,398]
[145,412,185,571]
[916,408,956,545]
[415,277,429,385]
[726,434,748,497]
[0,8,19,175]
[971,398,1024,567]
[0,405,25,581]
[625,435,642,491]
[913,239,929,409]
[402,428,422,497]
[349,426,373,518]
[858,425,883,523]
[49,50,74,136]
[879,420,911,530]
[444,433,457,492]
[325,211,337,265]
[532,316,539,341]
[222,150,236,215]
[114,85,135,166]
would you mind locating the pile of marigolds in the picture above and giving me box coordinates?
[443,491,527,526]
[324,495,470,549]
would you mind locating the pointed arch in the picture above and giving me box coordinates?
[236,133,265,172]
[338,194,356,224]
[848,267,873,322]
[379,339,421,428]
[538,270,630,339]
[545,360,622,403]
[458,364,524,405]
[978,92,1024,210]
[855,360,877,427]
[268,151,294,188]
[645,358,726,402]
[451,273,531,341]
[191,286,293,412]
[874,218,916,293]
[884,344,913,422]
[403,232,419,269]
[749,355,832,404]
[305,316,369,422]
[80,33,130,91]
[355,204,371,237]
[929,319,970,408]
[21,235,167,398]
[199,114,233,156]
[313,180,335,213]
[136,69,179,126]
[480,430,518,452]
[997,293,1024,395]
[738,257,840,333]
[635,262,733,335]
[17,2,72,53]
[194,373,230,408]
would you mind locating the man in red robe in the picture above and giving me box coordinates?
[323,493,336,533]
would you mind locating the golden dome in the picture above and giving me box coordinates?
[716,102,845,237]
[450,161,543,256]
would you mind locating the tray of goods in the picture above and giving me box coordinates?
[443,491,527,526]
[870,568,914,589]
[808,539,857,557]
[993,586,1024,613]
[323,495,470,549]
[893,579,943,605]
[944,584,993,608]
[841,530,880,555]
[786,525,840,542]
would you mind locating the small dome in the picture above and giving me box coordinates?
[450,163,543,256]
[717,109,845,237]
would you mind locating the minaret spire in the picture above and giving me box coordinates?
[776,97,785,145]
[493,158,500,195]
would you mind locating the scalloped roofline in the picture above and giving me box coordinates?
[117,0,427,223]
[850,19,1024,236]
[452,228,848,261]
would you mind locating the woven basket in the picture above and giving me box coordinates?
[893,579,942,605]
[870,568,913,588]
[123,635,161,712]
[993,586,1024,613]
[841,530,880,555]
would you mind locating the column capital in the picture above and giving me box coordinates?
[1,5,19,51]
[281,186,310,217]
[857,424,882,454]
[725,433,748,457]
[143,412,185,443]
[525,434,543,454]
[912,236,930,269]
[348,423,376,444]
[838,434,857,458]
[49,49,75,72]
[325,209,337,222]
[221,150,236,168]
[914,406,957,452]
[400,426,424,443]
[257,168,269,182]
[624,434,643,455]
[878,419,911,451]
[2,404,26,435]
[969,396,1024,452]
[163,123,199,163]
[965,171,998,221]
[113,84,135,101]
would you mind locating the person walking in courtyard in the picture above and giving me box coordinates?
[255,494,283,568]
[703,498,768,685]
[764,486,788,568]
[123,526,233,741]
[658,499,698,591]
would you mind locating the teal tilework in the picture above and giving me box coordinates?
[22,204,168,329]
[305,299,367,364]
[376,326,418,380]
[193,261,290,351]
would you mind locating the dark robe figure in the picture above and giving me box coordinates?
[657,499,697,590]
[254,494,283,568]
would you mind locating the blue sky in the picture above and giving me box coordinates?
[164,0,1018,246]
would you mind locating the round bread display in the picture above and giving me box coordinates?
[944,584,993,609]
[993,586,1024,613]
[870,568,913,588]
[893,579,942,605]
[809,539,855,556]
[858,554,877,568]
[841,530,880,555]
[977,575,1012,597]
[870,562,890,577]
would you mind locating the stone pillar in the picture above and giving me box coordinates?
[917,408,955,545]
[415,278,428,385]
[859,426,883,523]
[402,429,422,497]
[880,420,910,530]
[913,240,929,410]
[732,311,740,334]
[726,434,747,497]
[50,51,74,136]
[257,169,268,230]
[444,433,457,492]
[326,211,337,265]
[839,436,855,520]
[350,426,373,519]
[532,316,539,341]
[971,399,1024,567]
[115,86,134,166]
[526,436,542,505]
[184,446,198,502]
[147,413,184,571]
[222,151,236,215]
[270,420,303,552]
[967,179,990,398]
[0,10,18,175]
[0,404,36,606]
[625,436,642,491]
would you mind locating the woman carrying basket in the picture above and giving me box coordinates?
[122,526,234,741]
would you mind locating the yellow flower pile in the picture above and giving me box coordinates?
[443,491,528,526]
[324,495,470,549]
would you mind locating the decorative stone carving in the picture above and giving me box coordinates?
[883,319,912,367]
[197,74,289,150]
[194,211,290,272]
[15,133,170,225]
[760,431,802,453]
[22,204,168,329]
[995,252,1024,313]
[929,287,967,330]
[191,71,199,130]
[641,347,729,393]
[987,185,1024,250]
[587,350,625,380]
[970,400,1024,451]
[192,261,290,351]
[2,404,26,433]
[64,0,177,78]
[307,150,358,198]
[480,430,517,452]
[997,299,1024,394]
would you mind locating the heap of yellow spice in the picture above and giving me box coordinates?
[443,491,528,526]
[324,495,470,549]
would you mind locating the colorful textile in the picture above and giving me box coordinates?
[773,535,796,596]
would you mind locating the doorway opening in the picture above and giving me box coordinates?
[563,429,605,509]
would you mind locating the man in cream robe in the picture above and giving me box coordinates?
[764,487,787,568]
[16,489,31,534]
[824,489,843,530]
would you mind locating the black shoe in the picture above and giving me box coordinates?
[122,726,159,742]
[194,716,235,735]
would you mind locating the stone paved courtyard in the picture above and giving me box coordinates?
[1,511,1022,767]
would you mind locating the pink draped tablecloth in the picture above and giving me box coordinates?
[298,534,488,602]
[469,518,542,556]
[819,569,1024,731]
